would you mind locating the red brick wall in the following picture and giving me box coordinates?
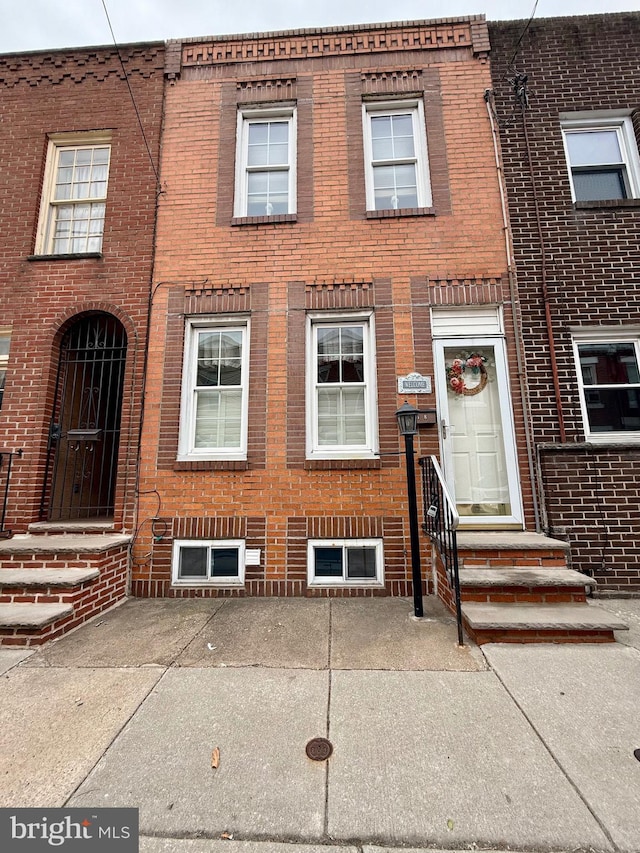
[0,44,165,532]
[135,18,527,596]
[489,14,640,591]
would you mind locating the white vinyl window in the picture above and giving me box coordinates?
[363,100,431,211]
[307,314,378,459]
[178,319,249,460]
[172,539,245,586]
[307,539,384,587]
[234,106,296,217]
[561,116,640,202]
[573,331,640,442]
[36,134,111,255]
[0,330,10,410]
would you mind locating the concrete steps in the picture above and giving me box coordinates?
[452,532,628,644]
[0,533,131,646]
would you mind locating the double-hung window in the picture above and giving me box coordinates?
[307,539,384,587]
[561,116,640,202]
[307,314,378,459]
[172,539,245,587]
[234,106,296,217]
[178,319,249,460]
[0,330,10,410]
[362,100,431,211]
[574,332,640,441]
[36,133,111,255]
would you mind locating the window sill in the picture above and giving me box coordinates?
[308,580,385,589]
[366,207,435,219]
[574,199,640,210]
[27,252,103,261]
[538,439,640,451]
[231,214,297,226]
[304,458,382,470]
[172,580,244,589]
[174,460,248,471]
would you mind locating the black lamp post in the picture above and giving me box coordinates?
[396,401,424,618]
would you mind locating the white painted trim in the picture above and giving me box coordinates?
[177,316,250,461]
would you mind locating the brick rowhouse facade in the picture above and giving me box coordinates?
[489,14,640,593]
[0,43,164,534]
[133,16,537,598]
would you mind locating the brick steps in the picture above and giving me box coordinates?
[0,534,131,646]
[450,532,628,644]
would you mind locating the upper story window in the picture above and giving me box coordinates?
[234,106,296,217]
[0,330,10,409]
[362,100,431,211]
[36,133,111,255]
[307,313,378,459]
[178,318,250,461]
[574,331,640,442]
[561,116,640,202]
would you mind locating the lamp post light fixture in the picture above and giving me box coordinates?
[395,400,424,619]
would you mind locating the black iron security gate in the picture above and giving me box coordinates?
[44,314,127,521]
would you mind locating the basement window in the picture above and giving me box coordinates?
[172,539,245,586]
[307,539,384,587]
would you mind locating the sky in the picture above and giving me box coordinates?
[0,0,638,54]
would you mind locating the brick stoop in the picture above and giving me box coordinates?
[451,532,629,644]
[0,533,131,646]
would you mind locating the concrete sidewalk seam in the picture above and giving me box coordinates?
[482,649,619,853]
[62,664,171,808]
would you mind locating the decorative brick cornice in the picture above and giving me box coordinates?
[179,17,486,69]
[236,77,297,101]
[0,44,164,88]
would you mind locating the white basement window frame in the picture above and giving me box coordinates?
[234,105,297,217]
[307,538,384,587]
[178,317,250,461]
[362,99,432,211]
[172,539,246,587]
[35,132,112,255]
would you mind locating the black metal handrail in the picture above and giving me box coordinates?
[418,454,464,645]
[0,449,22,538]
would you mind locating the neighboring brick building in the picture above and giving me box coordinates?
[0,43,165,643]
[133,16,542,600]
[489,13,640,593]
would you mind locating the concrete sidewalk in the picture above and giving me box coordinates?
[1,596,639,853]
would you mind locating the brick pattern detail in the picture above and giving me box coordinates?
[360,70,422,94]
[180,21,476,68]
[236,78,297,101]
[489,14,640,592]
[0,544,129,646]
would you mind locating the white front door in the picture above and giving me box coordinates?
[434,337,523,526]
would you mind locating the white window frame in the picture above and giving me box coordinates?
[307,538,384,587]
[362,99,432,211]
[172,539,246,587]
[0,328,10,410]
[306,312,378,460]
[178,317,250,461]
[234,105,297,217]
[35,131,112,255]
[561,114,640,202]
[572,327,640,443]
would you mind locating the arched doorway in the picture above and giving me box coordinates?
[45,313,127,521]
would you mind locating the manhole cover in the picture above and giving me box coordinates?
[306,737,333,761]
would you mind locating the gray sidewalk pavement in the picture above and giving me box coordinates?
[1,595,639,853]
